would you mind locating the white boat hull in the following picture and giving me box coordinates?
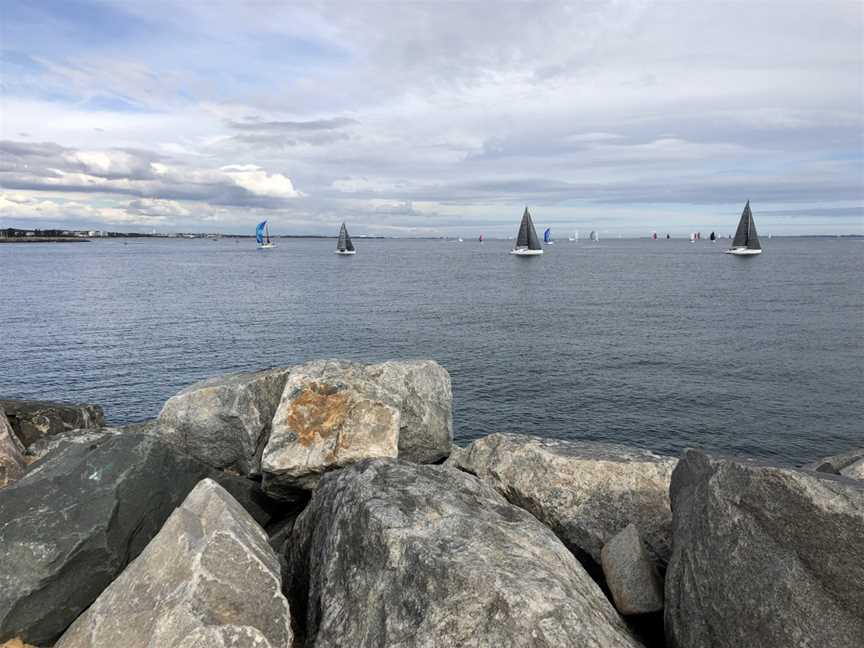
[335,250,356,255]
[510,248,544,256]
[724,247,762,255]
[257,243,274,249]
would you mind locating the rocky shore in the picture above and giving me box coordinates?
[1,360,862,647]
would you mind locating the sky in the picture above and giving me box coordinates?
[1,1,862,237]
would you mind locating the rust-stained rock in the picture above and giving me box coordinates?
[1,638,40,648]
[262,376,399,495]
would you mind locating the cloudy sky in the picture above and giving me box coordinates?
[1,1,862,236]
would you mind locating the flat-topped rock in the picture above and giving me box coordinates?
[157,368,290,476]
[665,449,864,648]
[262,376,399,494]
[840,457,864,479]
[286,459,641,648]
[54,479,292,648]
[264,360,453,486]
[447,433,676,566]
[0,434,213,645]
[0,399,103,447]
[0,408,26,489]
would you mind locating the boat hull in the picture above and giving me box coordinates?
[724,247,761,255]
[510,248,543,256]
[257,243,274,249]
[335,250,356,255]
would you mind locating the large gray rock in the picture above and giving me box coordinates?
[0,399,103,447]
[54,479,292,648]
[801,447,864,475]
[665,449,864,648]
[262,375,400,494]
[0,407,26,488]
[0,434,214,645]
[363,360,453,463]
[262,360,451,480]
[447,433,677,565]
[286,459,641,648]
[157,368,290,476]
[601,524,664,615]
[840,457,864,479]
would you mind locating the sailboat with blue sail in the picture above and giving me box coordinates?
[544,228,553,245]
[256,221,274,249]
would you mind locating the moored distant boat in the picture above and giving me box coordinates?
[543,227,554,245]
[725,200,762,255]
[510,207,543,256]
[256,221,274,249]
[335,222,356,255]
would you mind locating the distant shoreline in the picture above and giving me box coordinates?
[0,237,90,244]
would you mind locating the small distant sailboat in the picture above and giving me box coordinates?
[651,232,658,240]
[710,231,716,242]
[510,207,543,256]
[725,200,762,255]
[689,232,696,243]
[568,230,578,242]
[589,230,599,242]
[479,234,484,243]
[543,227,554,245]
[335,222,356,255]
[458,237,463,243]
[256,221,274,249]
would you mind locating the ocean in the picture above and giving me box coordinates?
[1,236,861,466]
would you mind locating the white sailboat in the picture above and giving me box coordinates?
[335,222,356,255]
[724,201,762,256]
[589,230,599,242]
[256,221,274,249]
[510,207,543,256]
[568,230,578,242]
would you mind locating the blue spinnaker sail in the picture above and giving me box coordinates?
[255,221,267,244]
[544,228,551,243]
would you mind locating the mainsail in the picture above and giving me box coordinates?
[337,222,354,251]
[515,207,542,250]
[732,201,760,250]
[255,221,267,245]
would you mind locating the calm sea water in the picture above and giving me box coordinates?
[1,237,861,466]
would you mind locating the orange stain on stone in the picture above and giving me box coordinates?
[287,382,350,447]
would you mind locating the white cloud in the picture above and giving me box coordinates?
[219,165,302,198]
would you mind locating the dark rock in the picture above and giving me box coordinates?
[156,368,290,476]
[665,449,864,648]
[0,407,26,488]
[601,523,664,615]
[53,479,292,648]
[0,399,103,448]
[0,434,213,645]
[447,433,676,566]
[287,459,642,647]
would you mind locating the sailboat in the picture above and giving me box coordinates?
[589,230,599,242]
[725,200,762,255]
[335,222,356,255]
[543,228,554,245]
[568,230,578,242]
[651,232,658,240]
[710,231,716,242]
[479,234,484,243]
[689,232,696,243]
[256,221,274,249]
[510,207,543,256]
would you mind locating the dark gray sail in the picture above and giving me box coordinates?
[732,201,760,250]
[515,207,541,250]
[337,222,354,251]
